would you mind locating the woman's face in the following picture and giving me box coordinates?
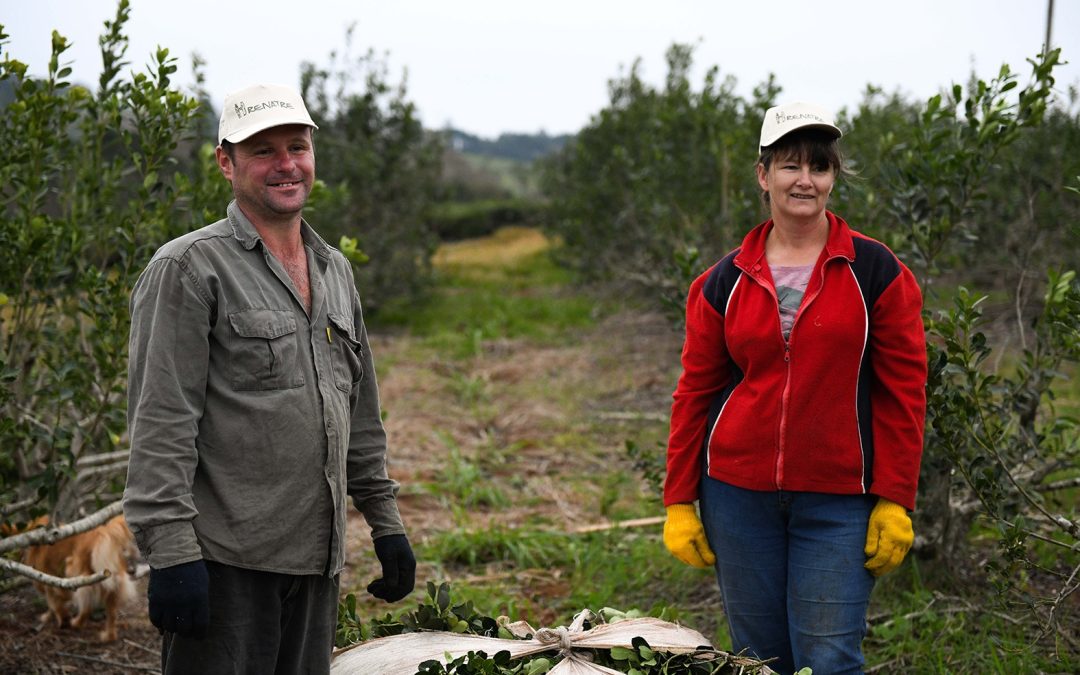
[756,155,835,225]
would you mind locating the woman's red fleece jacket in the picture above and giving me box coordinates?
[664,212,927,511]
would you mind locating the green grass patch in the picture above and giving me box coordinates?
[375,246,601,358]
[418,524,729,647]
[423,433,509,513]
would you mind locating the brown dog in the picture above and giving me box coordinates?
[3,514,137,642]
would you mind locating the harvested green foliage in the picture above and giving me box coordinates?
[338,582,771,674]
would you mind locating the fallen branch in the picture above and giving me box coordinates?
[0,557,110,589]
[57,652,158,672]
[123,638,160,657]
[0,500,122,555]
[595,411,668,422]
[574,516,665,533]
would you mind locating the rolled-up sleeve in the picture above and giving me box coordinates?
[123,257,211,568]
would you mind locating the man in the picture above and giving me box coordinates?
[123,83,415,673]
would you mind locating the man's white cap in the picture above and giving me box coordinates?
[759,101,842,152]
[218,83,318,145]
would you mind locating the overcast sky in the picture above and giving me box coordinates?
[5,1,1079,138]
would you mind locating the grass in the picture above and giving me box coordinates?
[416,525,730,649]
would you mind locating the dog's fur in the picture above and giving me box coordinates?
[3,514,137,642]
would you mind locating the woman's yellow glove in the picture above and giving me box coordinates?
[864,498,914,577]
[663,503,716,569]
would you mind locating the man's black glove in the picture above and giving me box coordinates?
[368,534,416,602]
[148,559,210,637]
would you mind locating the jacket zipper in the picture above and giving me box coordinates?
[742,264,788,490]
[773,254,844,489]
[777,341,792,489]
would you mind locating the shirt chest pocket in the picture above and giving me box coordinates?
[227,309,304,391]
[328,312,364,393]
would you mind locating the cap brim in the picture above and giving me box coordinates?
[760,122,842,150]
[220,119,319,145]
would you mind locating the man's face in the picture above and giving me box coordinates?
[218,125,315,224]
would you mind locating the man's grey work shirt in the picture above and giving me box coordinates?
[124,201,404,576]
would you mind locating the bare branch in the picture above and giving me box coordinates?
[1011,526,1078,550]
[0,575,31,594]
[74,461,129,482]
[0,557,110,589]
[75,449,130,468]
[1045,559,1080,636]
[972,430,1075,537]
[13,403,52,434]
[0,500,122,555]
[1,496,41,518]
[1038,476,1080,492]
[1014,267,1028,350]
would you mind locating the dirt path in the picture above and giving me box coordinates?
[0,286,685,674]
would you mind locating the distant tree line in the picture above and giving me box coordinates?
[446,129,572,163]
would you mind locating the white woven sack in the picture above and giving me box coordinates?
[330,610,718,675]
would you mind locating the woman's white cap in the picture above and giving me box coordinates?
[759,101,842,152]
[218,83,318,145]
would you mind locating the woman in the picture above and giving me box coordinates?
[662,101,926,675]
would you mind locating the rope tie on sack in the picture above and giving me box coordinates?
[535,626,573,655]
[533,609,593,658]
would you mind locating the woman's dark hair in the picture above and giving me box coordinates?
[758,128,845,173]
[756,129,848,204]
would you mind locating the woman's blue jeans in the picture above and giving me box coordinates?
[699,478,877,675]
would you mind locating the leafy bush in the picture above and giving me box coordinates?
[299,25,443,312]
[541,44,775,310]
[0,3,210,519]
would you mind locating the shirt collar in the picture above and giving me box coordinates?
[226,200,332,260]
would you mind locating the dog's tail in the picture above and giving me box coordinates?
[79,516,137,609]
